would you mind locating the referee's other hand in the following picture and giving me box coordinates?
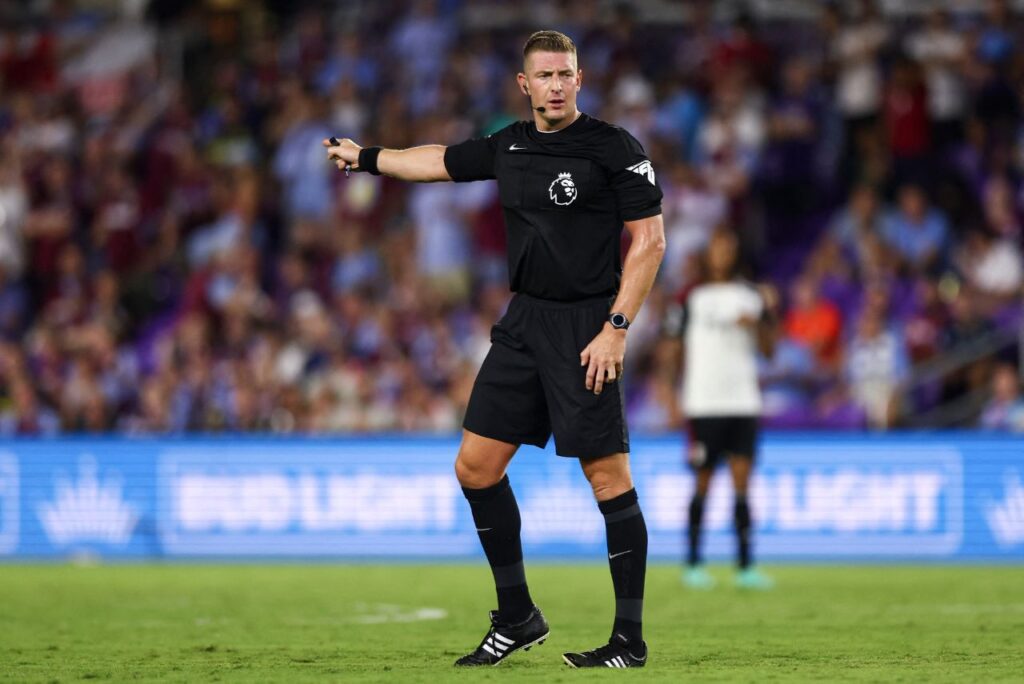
[580,325,626,395]
[323,137,361,171]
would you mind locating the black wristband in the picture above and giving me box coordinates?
[358,146,383,175]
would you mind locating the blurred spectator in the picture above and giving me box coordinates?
[884,58,930,185]
[23,155,75,300]
[90,163,141,273]
[759,337,819,428]
[710,11,772,88]
[759,56,824,217]
[880,184,949,274]
[389,0,456,115]
[608,70,656,145]
[272,84,333,221]
[331,228,382,296]
[978,363,1024,431]
[784,276,843,369]
[317,32,377,96]
[976,0,1016,66]
[903,277,949,364]
[660,163,727,291]
[0,146,27,279]
[954,226,1023,300]
[0,374,60,436]
[905,9,967,149]
[825,183,892,270]
[844,307,910,428]
[835,0,889,185]
[0,263,27,339]
[695,72,764,199]
[407,172,489,305]
[806,238,860,321]
[982,174,1020,239]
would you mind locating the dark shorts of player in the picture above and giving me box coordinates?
[464,293,629,459]
[686,416,759,470]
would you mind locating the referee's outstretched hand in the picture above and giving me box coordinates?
[323,137,361,172]
[580,325,626,395]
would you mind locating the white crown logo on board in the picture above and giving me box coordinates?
[37,456,139,546]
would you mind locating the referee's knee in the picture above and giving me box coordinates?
[580,453,633,501]
[588,479,633,501]
[454,453,504,489]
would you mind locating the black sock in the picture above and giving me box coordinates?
[687,493,705,567]
[598,488,647,648]
[462,475,533,623]
[735,495,752,569]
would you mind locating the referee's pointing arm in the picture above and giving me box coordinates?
[323,137,453,182]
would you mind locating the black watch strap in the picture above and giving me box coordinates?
[609,312,631,330]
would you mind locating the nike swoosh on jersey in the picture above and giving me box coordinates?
[608,550,632,560]
[508,144,527,151]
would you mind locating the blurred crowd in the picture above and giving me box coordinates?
[1,0,1023,436]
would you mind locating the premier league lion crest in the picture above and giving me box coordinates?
[549,172,578,206]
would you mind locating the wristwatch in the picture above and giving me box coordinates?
[608,312,631,330]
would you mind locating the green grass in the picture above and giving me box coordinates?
[1,564,1022,682]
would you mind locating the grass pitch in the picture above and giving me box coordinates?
[1,564,1022,682]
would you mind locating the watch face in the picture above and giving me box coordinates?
[610,313,628,329]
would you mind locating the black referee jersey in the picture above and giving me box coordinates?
[444,114,663,302]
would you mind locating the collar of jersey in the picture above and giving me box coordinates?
[531,111,588,138]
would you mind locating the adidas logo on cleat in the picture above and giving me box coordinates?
[480,631,514,658]
[562,632,647,669]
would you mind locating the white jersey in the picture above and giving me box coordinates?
[678,281,764,417]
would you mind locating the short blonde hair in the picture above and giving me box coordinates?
[522,30,577,64]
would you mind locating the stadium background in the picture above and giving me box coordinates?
[0,0,1022,680]
[2,0,1024,438]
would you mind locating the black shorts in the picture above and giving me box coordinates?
[464,293,629,458]
[686,416,759,470]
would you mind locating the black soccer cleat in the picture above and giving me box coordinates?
[454,606,549,666]
[562,632,648,669]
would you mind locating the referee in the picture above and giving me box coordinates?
[666,229,777,590]
[325,31,664,669]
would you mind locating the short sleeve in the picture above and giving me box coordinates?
[444,136,498,182]
[605,129,663,221]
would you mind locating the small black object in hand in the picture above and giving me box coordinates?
[329,137,350,176]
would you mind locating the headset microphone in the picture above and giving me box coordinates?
[524,87,546,113]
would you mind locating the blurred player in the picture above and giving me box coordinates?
[324,31,664,668]
[665,229,777,590]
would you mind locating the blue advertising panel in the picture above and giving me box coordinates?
[0,436,1021,561]
[5,442,158,558]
